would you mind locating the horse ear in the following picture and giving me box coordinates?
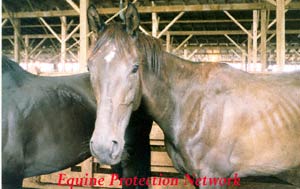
[125,3,140,36]
[87,5,105,35]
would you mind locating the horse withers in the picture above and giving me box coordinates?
[2,56,152,189]
[87,3,300,188]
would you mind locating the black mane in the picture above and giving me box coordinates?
[2,56,29,74]
[2,56,33,87]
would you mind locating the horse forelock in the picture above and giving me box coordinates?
[90,24,134,61]
[90,23,163,75]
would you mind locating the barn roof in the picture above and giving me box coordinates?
[2,0,300,66]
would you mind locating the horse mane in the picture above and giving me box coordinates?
[91,23,163,75]
[136,32,163,75]
[2,56,33,87]
[2,56,29,74]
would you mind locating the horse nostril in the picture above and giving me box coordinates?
[110,140,119,159]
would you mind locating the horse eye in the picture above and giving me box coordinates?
[131,64,139,74]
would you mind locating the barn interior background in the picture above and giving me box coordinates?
[2,0,300,188]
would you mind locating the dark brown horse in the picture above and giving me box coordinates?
[2,56,152,189]
[87,3,300,188]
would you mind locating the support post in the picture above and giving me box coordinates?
[260,9,267,71]
[61,16,67,71]
[276,0,285,71]
[257,10,288,39]
[152,1,159,37]
[79,0,89,71]
[183,44,188,59]
[24,35,29,66]
[166,32,171,52]
[14,19,21,62]
[242,50,247,71]
[247,34,253,71]
[252,10,258,72]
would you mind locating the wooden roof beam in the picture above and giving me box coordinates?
[187,49,198,59]
[105,0,137,24]
[224,34,247,55]
[167,30,300,35]
[2,19,8,27]
[39,17,62,43]
[4,18,300,29]
[2,30,299,40]
[173,34,193,53]
[29,38,47,56]
[265,0,276,6]
[224,10,252,38]
[66,0,80,14]
[3,3,300,19]
[157,12,184,38]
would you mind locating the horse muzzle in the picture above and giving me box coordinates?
[89,139,122,165]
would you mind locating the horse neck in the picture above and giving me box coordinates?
[140,52,207,138]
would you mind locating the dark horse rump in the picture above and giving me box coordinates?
[87,3,300,189]
[2,56,152,189]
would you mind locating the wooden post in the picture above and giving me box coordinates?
[184,44,188,59]
[24,35,29,67]
[61,16,67,71]
[260,9,267,71]
[252,10,258,72]
[79,0,89,71]
[276,0,285,71]
[152,1,158,37]
[14,18,21,63]
[166,32,171,53]
[252,10,258,71]
[247,34,252,71]
[82,158,93,188]
[242,50,246,71]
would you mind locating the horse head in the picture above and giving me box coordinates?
[88,3,142,165]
